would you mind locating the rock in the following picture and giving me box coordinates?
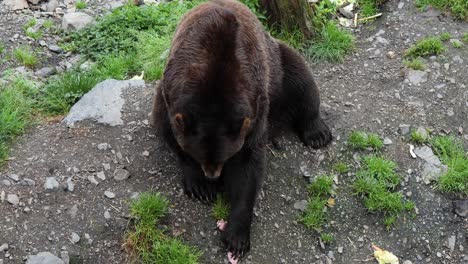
[66,178,75,192]
[453,199,468,217]
[402,261,412,264]
[48,44,63,53]
[407,70,428,85]
[114,168,130,181]
[103,163,111,171]
[26,252,65,264]
[96,171,106,181]
[87,175,99,185]
[0,191,4,202]
[84,233,93,245]
[376,36,389,45]
[60,251,69,264]
[299,161,312,177]
[386,51,396,59]
[452,55,463,64]
[104,191,116,199]
[414,146,448,184]
[7,194,19,205]
[44,177,59,191]
[70,232,80,244]
[104,210,111,220]
[3,0,29,10]
[62,12,94,32]
[79,61,94,71]
[2,180,11,186]
[339,6,354,19]
[97,143,111,150]
[35,67,55,78]
[448,235,456,254]
[63,79,145,126]
[20,178,36,186]
[42,0,59,12]
[293,200,308,212]
[28,0,42,4]
[142,150,150,157]
[399,124,411,135]
[8,174,19,181]
[68,205,78,219]
[383,137,393,145]
[398,2,404,9]
[0,243,8,252]
[337,246,343,254]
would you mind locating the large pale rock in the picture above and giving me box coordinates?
[62,12,94,31]
[26,252,64,264]
[63,79,145,126]
[3,0,29,10]
[414,146,448,184]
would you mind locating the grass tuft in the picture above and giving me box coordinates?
[308,175,334,198]
[333,162,349,174]
[439,32,452,41]
[411,129,428,144]
[416,0,468,21]
[320,233,334,244]
[430,136,467,195]
[348,131,368,150]
[212,194,230,220]
[404,37,446,58]
[13,46,39,68]
[451,39,463,48]
[125,192,201,263]
[76,1,87,10]
[0,42,4,54]
[463,33,468,42]
[404,58,425,70]
[353,156,413,229]
[43,19,54,29]
[367,133,383,150]
[306,21,354,63]
[300,175,334,230]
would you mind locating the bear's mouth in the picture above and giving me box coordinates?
[201,163,223,179]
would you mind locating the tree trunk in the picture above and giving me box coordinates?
[260,0,315,39]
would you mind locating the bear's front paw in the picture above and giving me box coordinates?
[222,224,251,259]
[300,118,332,148]
[183,176,217,202]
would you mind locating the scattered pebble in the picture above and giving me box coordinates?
[299,161,312,177]
[448,235,456,254]
[7,194,19,206]
[70,232,80,244]
[0,243,8,252]
[68,205,78,219]
[142,150,150,157]
[96,171,106,181]
[87,175,99,185]
[383,137,393,145]
[66,178,75,192]
[453,199,467,217]
[104,191,116,199]
[8,174,19,182]
[104,210,111,220]
[113,168,130,181]
[399,124,410,135]
[25,252,64,264]
[44,177,59,191]
[293,200,308,212]
[97,143,111,150]
[338,246,343,254]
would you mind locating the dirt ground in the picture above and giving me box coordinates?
[0,1,467,264]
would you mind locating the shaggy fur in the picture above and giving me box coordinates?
[152,0,332,258]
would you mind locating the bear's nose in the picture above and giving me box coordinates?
[201,163,223,179]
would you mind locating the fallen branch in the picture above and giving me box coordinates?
[358,13,383,22]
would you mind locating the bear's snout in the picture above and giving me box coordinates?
[201,163,223,179]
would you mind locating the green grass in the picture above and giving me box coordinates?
[22,18,36,31]
[306,21,354,63]
[451,39,463,48]
[430,136,468,195]
[439,32,452,41]
[0,76,38,165]
[135,32,171,81]
[348,131,383,151]
[404,58,425,70]
[353,156,414,229]
[333,162,349,174]
[75,1,87,10]
[404,37,446,58]
[416,0,468,21]
[411,129,428,144]
[25,28,43,40]
[357,0,381,17]
[463,33,468,42]
[125,192,201,263]
[0,42,4,54]
[367,133,383,150]
[13,46,39,68]
[320,233,334,244]
[300,175,334,230]
[212,194,230,220]
[43,19,54,29]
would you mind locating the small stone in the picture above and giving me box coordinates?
[96,171,106,181]
[415,126,429,140]
[35,67,55,78]
[60,251,69,264]
[0,243,8,252]
[436,252,442,258]
[448,235,456,254]
[103,163,111,171]
[399,124,411,135]
[402,261,412,264]
[0,191,4,202]
[26,252,64,264]
[293,200,308,212]
[70,232,80,244]
[452,55,463,64]
[7,194,19,205]
[44,177,59,191]
[383,137,393,145]
[97,143,111,150]
[142,150,150,157]
[66,178,75,192]
[376,36,389,45]
[338,246,343,254]
[8,174,19,181]
[453,199,468,217]
[48,44,63,53]
[68,205,78,219]
[104,191,116,199]
[2,179,12,186]
[62,12,94,32]
[299,161,311,177]
[20,178,36,186]
[407,70,428,85]
[84,233,93,245]
[386,51,396,59]
[104,210,111,219]
[398,2,404,9]
[113,168,130,181]
[87,175,99,185]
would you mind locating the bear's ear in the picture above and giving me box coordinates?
[173,113,184,132]
[240,117,251,136]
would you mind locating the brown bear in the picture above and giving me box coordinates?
[152,0,332,259]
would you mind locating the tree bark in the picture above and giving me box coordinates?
[260,0,315,38]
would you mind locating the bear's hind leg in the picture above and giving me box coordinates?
[277,42,332,148]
